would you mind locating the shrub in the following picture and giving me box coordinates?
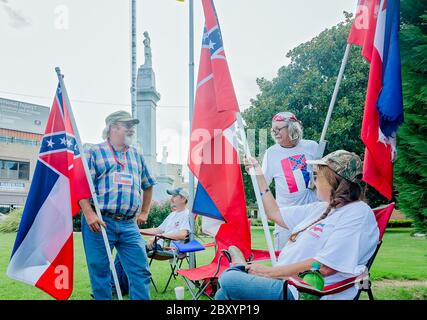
[73,212,82,232]
[395,5,427,233]
[250,218,274,227]
[0,208,23,233]
[195,215,202,236]
[145,201,172,228]
[387,219,413,228]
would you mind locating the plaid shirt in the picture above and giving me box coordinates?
[86,141,156,217]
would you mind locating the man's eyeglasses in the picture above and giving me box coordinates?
[117,122,136,129]
[271,126,287,135]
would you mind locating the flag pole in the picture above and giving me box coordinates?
[236,113,277,266]
[317,0,361,158]
[316,43,351,158]
[188,0,196,269]
[130,0,137,118]
[55,67,123,300]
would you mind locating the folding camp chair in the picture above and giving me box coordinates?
[285,203,395,300]
[177,248,229,299]
[178,238,281,300]
[140,231,209,293]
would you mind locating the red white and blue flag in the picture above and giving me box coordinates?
[348,0,403,200]
[7,82,91,300]
[281,154,310,193]
[348,0,381,62]
[188,0,251,258]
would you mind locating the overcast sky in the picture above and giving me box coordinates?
[0,0,357,166]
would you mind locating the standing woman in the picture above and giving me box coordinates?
[262,112,319,250]
[215,150,379,300]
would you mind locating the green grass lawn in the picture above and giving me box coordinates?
[0,227,426,300]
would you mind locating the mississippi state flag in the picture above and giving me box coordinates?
[7,82,91,300]
[189,0,251,258]
[348,0,403,200]
[281,154,310,193]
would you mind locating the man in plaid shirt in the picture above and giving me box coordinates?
[79,110,156,300]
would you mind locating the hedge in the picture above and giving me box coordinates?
[73,201,173,232]
[0,208,23,233]
[387,219,413,228]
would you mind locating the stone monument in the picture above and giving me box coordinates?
[153,146,174,202]
[136,31,160,176]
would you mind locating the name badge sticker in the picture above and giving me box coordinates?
[113,172,133,186]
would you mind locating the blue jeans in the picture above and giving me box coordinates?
[82,215,151,300]
[111,243,162,295]
[111,255,129,296]
[214,266,295,300]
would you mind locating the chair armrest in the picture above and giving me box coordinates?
[288,273,369,297]
[139,230,159,237]
[172,239,206,253]
[139,231,173,240]
[202,242,216,248]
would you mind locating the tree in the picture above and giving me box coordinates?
[395,0,427,233]
[242,13,387,207]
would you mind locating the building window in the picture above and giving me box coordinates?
[0,136,40,146]
[18,162,30,180]
[0,160,30,180]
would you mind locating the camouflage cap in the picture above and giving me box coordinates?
[307,150,363,183]
[105,110,139,126]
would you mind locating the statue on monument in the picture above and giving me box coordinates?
[162,146,168,165]
[159,146,168,177]
[143,31,152,68]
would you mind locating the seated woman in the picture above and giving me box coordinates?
[215,150,379,300]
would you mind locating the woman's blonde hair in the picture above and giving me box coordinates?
[288,165,364,242]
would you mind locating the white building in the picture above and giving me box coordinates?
[0,98,49,212]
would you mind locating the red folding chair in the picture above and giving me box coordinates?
[177,239,229,300]
[286,203,395,300]
[140,229,212,294]
[177,239,281,300]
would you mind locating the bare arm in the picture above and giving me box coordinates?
[137,186,153,225]
[140,227,162,235]
[244,158,288,229]
[144,229,188,250]
[78,199,106,233]
[161,229,189,241]
[247,258,337,280]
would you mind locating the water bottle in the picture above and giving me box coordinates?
[299,262,324,300]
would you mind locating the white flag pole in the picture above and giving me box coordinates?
[317,0,360,158]
[236,113,277,266]
[316,43,351,158]
[55,67,123,300]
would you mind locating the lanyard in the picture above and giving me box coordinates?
[107,141,128,170]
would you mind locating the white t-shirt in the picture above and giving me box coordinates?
[157,209,191,247]
[262,140,319,234]
[277,201,379,300]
